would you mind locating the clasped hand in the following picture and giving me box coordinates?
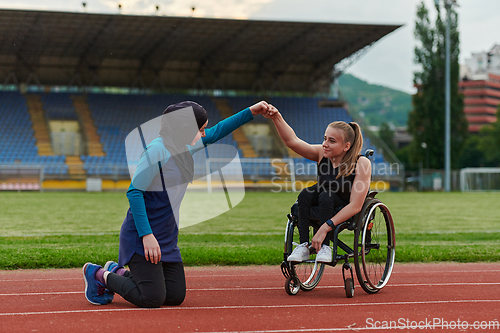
[249,101,279,119]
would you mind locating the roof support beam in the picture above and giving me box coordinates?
[0,9,400,93]
[75,16,115,80]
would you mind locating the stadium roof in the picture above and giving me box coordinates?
[0,9,401,93]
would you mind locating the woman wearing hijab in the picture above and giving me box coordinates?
[83,100,270,308]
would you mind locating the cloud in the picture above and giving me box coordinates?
[250,0,421,93]
[97,0,274,17]
[2,0,499,94]
[457,0,500,63]
[0,0,274,17]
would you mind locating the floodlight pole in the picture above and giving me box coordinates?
[436,0,453,192]
[444,0,452,192]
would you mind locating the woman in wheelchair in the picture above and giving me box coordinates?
[268,105,371,263]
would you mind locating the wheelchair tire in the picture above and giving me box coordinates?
[285,276,300,295]
[344,277,354,298]
[354,198,396,294]
[284,218,325,292]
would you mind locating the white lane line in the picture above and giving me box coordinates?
[1,282,500,297]
[2,269,500,282]
[186,269,500,276]
[1,299,499,316]
[0,291,82,296]
[188,282,500,290]
[0,278,82,282]
[391,269,500,273]
[0,274,321,282]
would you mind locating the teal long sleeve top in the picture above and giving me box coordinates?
[125,107,254,237]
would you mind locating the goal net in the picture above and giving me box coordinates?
[460,167,500,192]
[0,165,44,191]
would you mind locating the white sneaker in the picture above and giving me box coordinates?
[315,245,332,263]
[287,242,310,262]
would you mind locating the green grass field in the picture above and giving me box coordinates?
[1,191,499,269]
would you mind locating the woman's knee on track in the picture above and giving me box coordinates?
[137,294,166,308]
[163,289,186,306]
[136,286,167,308]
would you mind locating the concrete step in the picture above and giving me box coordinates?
[71,95,105,156]
[213,98,258,158]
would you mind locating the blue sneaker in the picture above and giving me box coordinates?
[103,289,114,304]
[104,261,119,273]
[102,261,119,304]
[83,263,108,305]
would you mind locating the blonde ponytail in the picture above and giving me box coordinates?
[328,121,363,178]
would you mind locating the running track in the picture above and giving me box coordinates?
[1,263,499,332]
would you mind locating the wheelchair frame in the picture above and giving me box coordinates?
[280,149,396,298]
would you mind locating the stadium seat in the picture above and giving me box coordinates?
[1,91,388,179]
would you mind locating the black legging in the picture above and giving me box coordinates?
[106,253,186,308]
[297,184,348,246]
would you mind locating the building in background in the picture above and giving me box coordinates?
[459,44,500,132]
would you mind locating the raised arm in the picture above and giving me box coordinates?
[201,101,269,146]
[269,106,322,162]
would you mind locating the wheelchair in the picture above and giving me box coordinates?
[280,149,396,298]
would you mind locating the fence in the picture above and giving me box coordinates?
[1,157,405,191]
[0,164,43,191]
[406,169,461,192]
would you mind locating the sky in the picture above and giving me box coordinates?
[1,0,499,94]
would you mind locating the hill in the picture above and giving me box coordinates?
[337,74,412,127]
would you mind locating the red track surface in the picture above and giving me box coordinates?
[1,263,499,332]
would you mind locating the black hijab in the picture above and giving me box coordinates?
[159,101,208,184]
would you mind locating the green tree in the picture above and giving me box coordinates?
[459,104,500,168]
[459,135,484,168]
[407,2,468,169]
[477,105,500,166]
[396,145,420,171]
[379,122,397,161]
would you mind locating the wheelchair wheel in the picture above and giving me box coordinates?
[285,276,300,295]
[354,198,395,294]
[344,277,354,298]
[285,219,325,292]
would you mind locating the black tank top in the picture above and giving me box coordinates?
[317,157,356,203]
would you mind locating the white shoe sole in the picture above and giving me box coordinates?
[315,258,332,263]
[287,257,309,262]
